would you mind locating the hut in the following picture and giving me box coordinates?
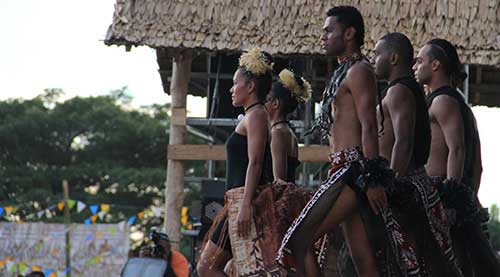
[105,0,500,247]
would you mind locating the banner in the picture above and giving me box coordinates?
[0,222,129,277]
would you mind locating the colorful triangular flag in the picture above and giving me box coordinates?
[91,215,98,223]
[4,206,13,215]
[100,204,110,213]
[77,201,86,213]
[84,218,91,225]
[137,211,144,219]
[37,210,45,219]
[128,216,136,225]
[0,207,4,216]
[57,201,65,211]
[97,211,105,221]
[89,205,99,215]
[67,199,76,209]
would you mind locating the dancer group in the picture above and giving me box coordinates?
[196,5,500,277]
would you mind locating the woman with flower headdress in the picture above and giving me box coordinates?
[265,69,311,183]
[197,47,277,277]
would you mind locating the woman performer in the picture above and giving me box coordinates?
[196,47,275,277]
[265,69,311,182]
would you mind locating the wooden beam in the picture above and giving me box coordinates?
[167,145,330,162]
[168,144,226,160]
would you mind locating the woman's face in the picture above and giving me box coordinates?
[264,94,279,117]
[229,69,251,107]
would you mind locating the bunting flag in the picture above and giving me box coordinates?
[96,231,103,239]
[0,207,4,216]
[137,211,144,220]
[128,216,136,225]
[91,215,98,223]
[100,204,110,213]
[97,211,106,221]
[37,211,45,219]
[76,201,86,213]
[84,218,91,225]
[89,205,99,215]
[67,200,76,209]
[4,206,13,215]
[57,201,65,211]
[43,269,54,277]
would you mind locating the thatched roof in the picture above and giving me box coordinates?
[105,0,500,65]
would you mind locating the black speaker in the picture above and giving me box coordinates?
[201,179,225,221]
[199,180,226,239]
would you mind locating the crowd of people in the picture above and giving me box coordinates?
[192,5,500,277]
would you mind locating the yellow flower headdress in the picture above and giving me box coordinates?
[239,47,273,76]
[278,69,312,102]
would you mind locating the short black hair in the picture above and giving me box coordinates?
[239,51,274,102]
[427,38,467,85]
[425,43,451,75]
[380,32,414,66]
[326,6,365,46]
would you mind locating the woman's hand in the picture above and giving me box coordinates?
[236,203,253,238]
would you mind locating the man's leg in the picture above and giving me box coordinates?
[197,241,232,277]
[308,186,379,277]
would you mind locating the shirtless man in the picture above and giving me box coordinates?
[372,32,461,276]
[277,6,390,277]
[414,39,500,276]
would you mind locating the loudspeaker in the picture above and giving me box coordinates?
[201,179,225,221]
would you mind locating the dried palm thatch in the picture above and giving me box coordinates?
[105,0,500,65]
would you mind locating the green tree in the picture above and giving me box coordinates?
[0,88,205,228]
[489,204,500,251]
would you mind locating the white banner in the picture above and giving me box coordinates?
[0,222,129,277]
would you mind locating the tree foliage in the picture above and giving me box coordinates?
[0,88,205,226]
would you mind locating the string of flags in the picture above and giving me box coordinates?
[0,200,165,226]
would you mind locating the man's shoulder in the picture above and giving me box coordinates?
[346,60,374,78]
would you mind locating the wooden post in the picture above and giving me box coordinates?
[63,180,71,277]
[164,50,192,250]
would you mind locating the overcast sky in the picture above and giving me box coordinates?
[0,1,498,209]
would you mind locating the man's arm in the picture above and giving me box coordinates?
[347,63,386,214]
[347,63,379,159]
[385,85,415,176]
[430,96,465,181]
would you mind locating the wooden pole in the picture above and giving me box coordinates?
[63,180,71,277]
[163,49,192,250]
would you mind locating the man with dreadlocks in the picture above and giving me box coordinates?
[371,32,462,276]
[414,38,500,277]
[277,6,398,277]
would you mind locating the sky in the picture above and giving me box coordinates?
[0,1,499,209]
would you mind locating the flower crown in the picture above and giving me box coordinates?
[278,69,312,102]
[239,47,273,76]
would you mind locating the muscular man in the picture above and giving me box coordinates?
[372,32,461,276]
[414,38,500,276]
[277,6,392,277]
